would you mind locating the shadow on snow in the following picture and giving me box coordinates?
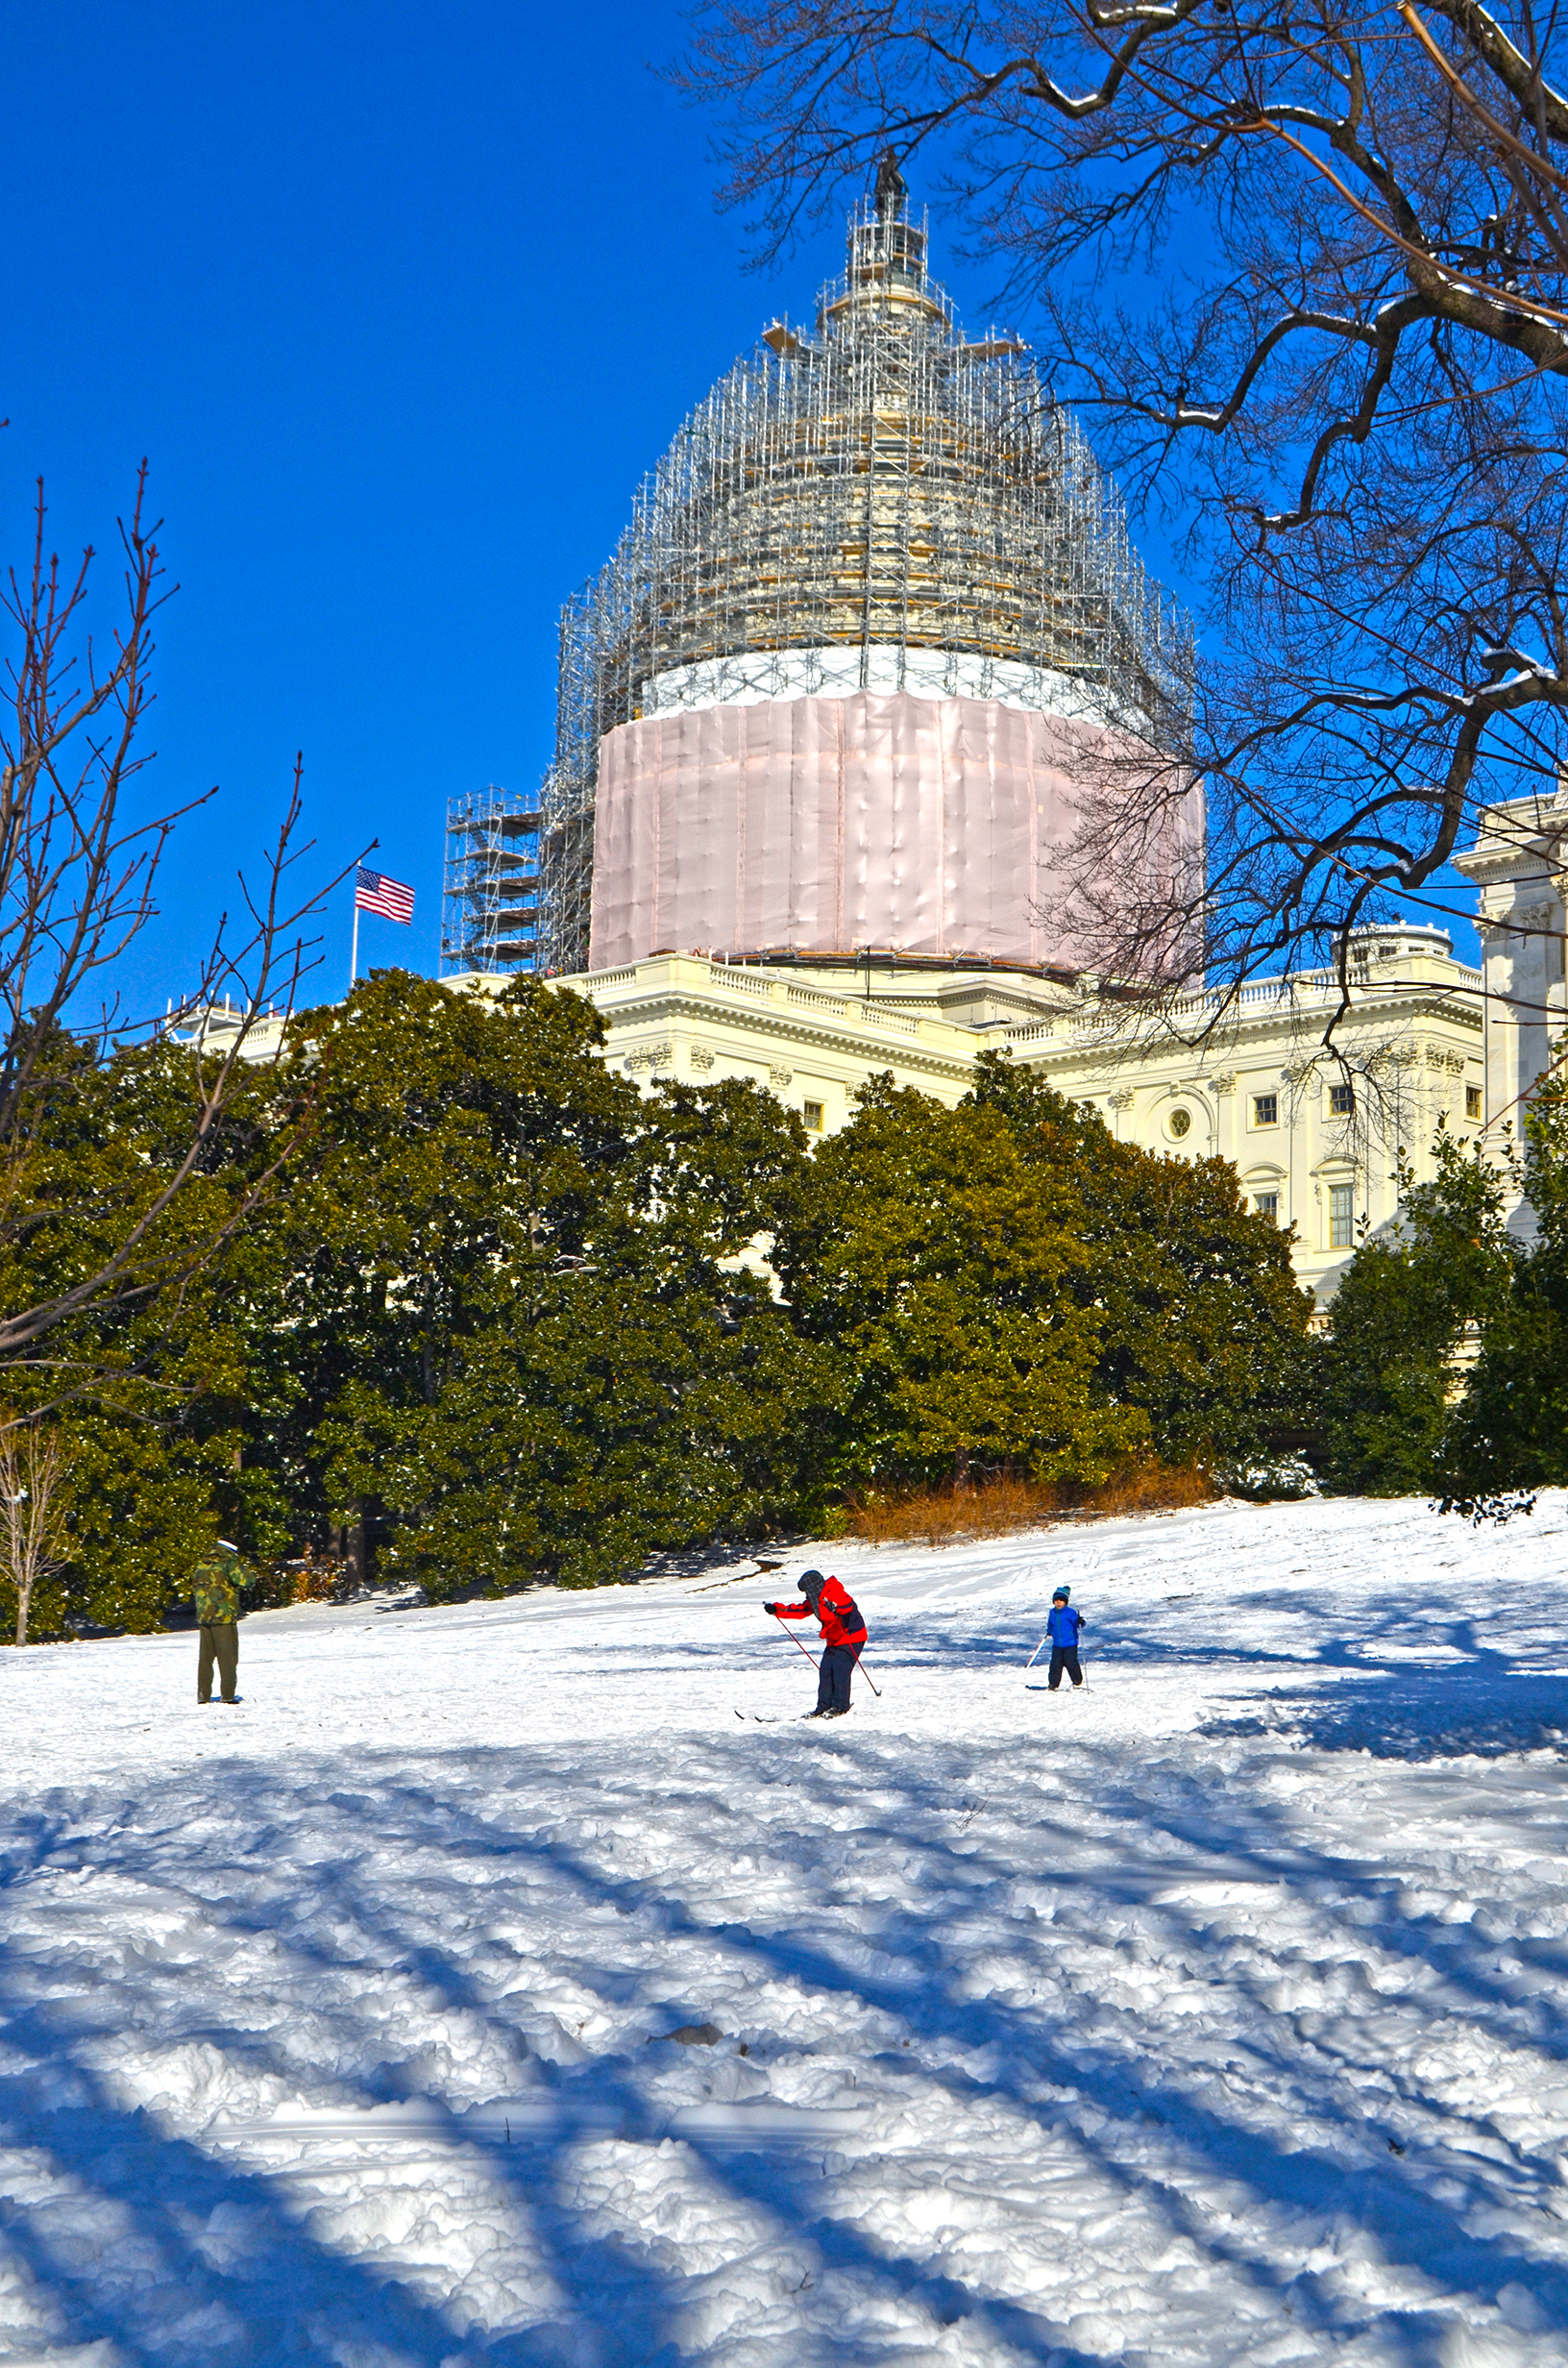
[0,1709,1564,2364]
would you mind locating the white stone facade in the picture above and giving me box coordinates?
[518,928,1485,1307]
[1452,789,1568,1140]
[197,798,1564,1311]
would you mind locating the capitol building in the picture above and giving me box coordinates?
[254,189,1568,1310]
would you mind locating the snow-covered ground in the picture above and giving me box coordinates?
[3,1493,1567,2368]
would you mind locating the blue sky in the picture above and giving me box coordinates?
[0,2,1475,1015]
[0,0,856,1009]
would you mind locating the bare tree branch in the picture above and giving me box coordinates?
[0,1417,65,1645]
[0,476,358,1375]
[680,0,1568,1026]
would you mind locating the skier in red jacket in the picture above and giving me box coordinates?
[764,1568,869,1717]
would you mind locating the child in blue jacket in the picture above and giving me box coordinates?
[1045,1588,1086,1690]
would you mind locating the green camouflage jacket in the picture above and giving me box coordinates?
[192,1550,252,1625]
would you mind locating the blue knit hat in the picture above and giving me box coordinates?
[1052,1584,1070,1602]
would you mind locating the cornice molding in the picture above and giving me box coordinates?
[1015,987,1482,1075]
[1455,841,1566,884]
[1456,854,1535,882]
[582,961,1482,1112]
[594,987,976,1085]
[1030,1005,1482,1083]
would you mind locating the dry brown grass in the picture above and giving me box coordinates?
[839,1462,1215,1548]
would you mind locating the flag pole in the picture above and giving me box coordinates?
[350,892,359,991]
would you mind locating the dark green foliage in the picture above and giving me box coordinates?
[1319,1127,1517,1496]
[5,972,838,1626]
[1322,1076,1568,1515]
[0,1031,289,1637]
[3,994,1330,1632]
[968,1052,1316,1470]
[772,1052,1313,1494]
[246,971,830,1592]
[773,1073,1141,1492]
[1440,1075,1568,1515]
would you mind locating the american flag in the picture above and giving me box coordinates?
[355,867,414,925]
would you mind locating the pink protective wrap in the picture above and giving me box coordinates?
[587,691,1189,972]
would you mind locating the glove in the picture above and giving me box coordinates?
[763,1602,780,1616]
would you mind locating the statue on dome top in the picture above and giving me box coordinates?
[873,148,907,215]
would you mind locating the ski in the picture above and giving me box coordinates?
[733,1710,843,1723]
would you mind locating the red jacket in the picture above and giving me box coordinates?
[777,1577,867,1650]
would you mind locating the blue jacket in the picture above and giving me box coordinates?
[1046,1604,1084,1649]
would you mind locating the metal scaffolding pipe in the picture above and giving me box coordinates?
[539,196,1193,977]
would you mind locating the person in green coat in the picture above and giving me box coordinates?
[192,1540,255,1704]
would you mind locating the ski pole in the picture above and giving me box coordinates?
[771,1608,820,1669]
[770,1610,883,1700]
[1023,1638,1047,1673]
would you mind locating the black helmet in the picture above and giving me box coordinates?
[798,1567,826,1595]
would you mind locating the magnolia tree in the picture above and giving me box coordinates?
[684,0,1568,1031]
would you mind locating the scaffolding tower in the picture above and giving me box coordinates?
[441,787,542,976]
[539,190,1192,977]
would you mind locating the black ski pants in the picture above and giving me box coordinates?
[818,1641,864,1714]
[1048,1646,1083,1690]
[198,1622,239,1703]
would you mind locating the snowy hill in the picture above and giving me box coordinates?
[2,1492,1566,2365]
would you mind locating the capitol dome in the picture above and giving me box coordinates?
[539,175,1196,977]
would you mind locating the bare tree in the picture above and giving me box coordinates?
[0,1418,65,1644]
[1,469,347,1378]
[682,0,1568,1031]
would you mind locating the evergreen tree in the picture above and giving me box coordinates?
[246,971,829,1592]
[1441,1074,1568,1514]
[0,1030,291,1637]
[1319,1127,1517,1495]
[968,1051,1315,1470]
[772,1052,1310,1495]
[772,1072,1141,1493]
[0,984,1354,1636]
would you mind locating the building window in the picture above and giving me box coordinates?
[802,1098,824,1132]
[1253,1093,1279,1127]
[1466,1085,1482,1120]
[1329,1183,1356,1248]
[1167,1105,1192,1138]
[1329,1083,1355,1116]
[1254,1192,1280,1220]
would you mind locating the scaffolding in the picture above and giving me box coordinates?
[441,787,542,975]
[539,193,1192,976]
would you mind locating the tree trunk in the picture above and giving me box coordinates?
[2,1423,64,1647]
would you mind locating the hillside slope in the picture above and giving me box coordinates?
[1,1494,1565,2365]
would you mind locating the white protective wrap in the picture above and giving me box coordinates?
[587,690,1191,972]
[639,645,1115,728]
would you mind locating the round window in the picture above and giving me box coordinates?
[1167,1106,1192,1139]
